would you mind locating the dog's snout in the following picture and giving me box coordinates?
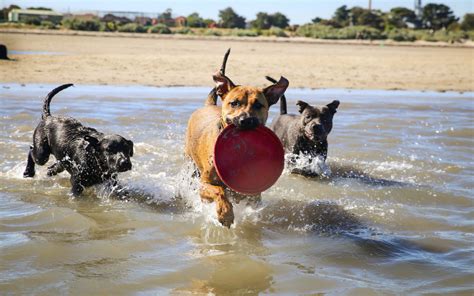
[237,117,259,130]
[117,158,132,172]
[313,124,325,134]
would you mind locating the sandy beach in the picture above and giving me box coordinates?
[1,30,473,91]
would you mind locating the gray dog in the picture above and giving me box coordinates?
[267,76,339,177]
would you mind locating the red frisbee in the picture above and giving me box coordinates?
[214,124,284,195]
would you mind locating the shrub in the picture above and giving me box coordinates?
[148,24,171,34]
[173,27,192,34]
[40,20,56,30]
[118,23,147,33]
[386,29,416,41]
[203,29,222,36]
[468,31,474,41]
[267,26,287,37]
[414,29,468,43]
[229,29,259,37]
[296,24,384,40]
[22,16,41,26]
[61,18,100,31]
[432,30,467,43]
[100,21,118,32]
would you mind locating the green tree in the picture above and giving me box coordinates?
[251,12,272,29]
[186,12,205,27]
[460,13,474,31]
[27,7,52,11]
[333,5,350,27]
[251,12,289,29]
[203,18,216,27]
[218,7,246,28]
[312,17,323,24]
[349,6,365,26]
[358,10,385,30]
[388,7,417,28]
[158,8,174,26]
[422,3,458,30]
[271,12,289,28]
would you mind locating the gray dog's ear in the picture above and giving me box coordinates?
[327,100,340,113]
[213,72,235,98]
[127,140,134,157]
[296,100,309,113]
[263,76,289,106]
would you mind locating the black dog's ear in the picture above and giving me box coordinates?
[263,76,289,106]
[296,100,309,113]
[127,140,134,157]
[84,135,99,146]
[213,72,235,98]
[327,100,340,113]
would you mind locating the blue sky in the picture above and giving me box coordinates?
[3,0,473,24]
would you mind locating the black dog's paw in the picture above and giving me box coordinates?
[23,168,35,178]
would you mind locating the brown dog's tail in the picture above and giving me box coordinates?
[266,76,287,115]
[206,48,231,106]
[205,88,218,106]
[42,83,74,119]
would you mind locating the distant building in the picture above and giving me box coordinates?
[135,16,152,26]
[174,16,186,27]
[70,13,98,21]
[8,9,63,24]
[208,22,218,28]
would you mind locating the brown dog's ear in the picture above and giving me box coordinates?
[213,72,235,98]
[296,100,309,113]
[327,100,340,113]
[263,76,289,106]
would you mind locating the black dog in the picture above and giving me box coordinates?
[23,84,134,196]
[267,76,339,177]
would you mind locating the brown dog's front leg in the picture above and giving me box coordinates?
[200,182,234,228]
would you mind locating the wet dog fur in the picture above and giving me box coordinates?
[23,84,134,196]
[267,76,339,177]
[185,49,289,227]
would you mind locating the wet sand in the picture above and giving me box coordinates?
[1,31,472,91]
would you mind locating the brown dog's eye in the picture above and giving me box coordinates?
[253,102,263,110]
[230,101,240,108]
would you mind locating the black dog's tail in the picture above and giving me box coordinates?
[266,76,287,114]
[42,84,74,119]
[206,48,231,106]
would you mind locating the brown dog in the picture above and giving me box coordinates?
[185,50,289,227]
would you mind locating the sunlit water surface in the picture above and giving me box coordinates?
[0,84,472,295]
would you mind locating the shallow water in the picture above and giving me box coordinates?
[0,83,473,295]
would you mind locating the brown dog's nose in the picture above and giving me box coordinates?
[238,117,259,130]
